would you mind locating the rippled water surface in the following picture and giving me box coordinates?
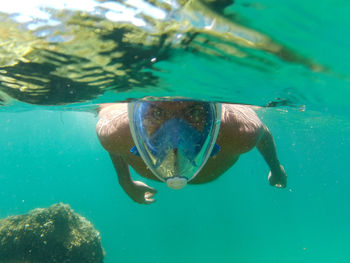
[0,0,349,262]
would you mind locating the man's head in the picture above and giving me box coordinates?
[142,101,209,135]
[128,99,221,189]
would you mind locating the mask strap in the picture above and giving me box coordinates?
[130,145,140,156]
[210,144,221,156]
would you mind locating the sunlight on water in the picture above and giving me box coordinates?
[0,0,348,110]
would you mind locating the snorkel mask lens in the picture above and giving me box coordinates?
[128,100,221,189]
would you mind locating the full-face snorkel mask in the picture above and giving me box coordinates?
[128,100,221,190]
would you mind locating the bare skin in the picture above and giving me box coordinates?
[96,102,287,204]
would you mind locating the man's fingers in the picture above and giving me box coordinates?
[147,187,158,194]
[145,192,155,199]
[144,193,156,204]
[144,198,155,204]
[273,179,287,188]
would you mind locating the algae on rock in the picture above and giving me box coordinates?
[0,203,104,263]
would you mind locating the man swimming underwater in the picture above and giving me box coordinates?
[96,99,287,204]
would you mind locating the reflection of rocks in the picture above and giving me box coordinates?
[0,203,104,263]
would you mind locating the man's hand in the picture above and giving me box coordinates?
[107,153,158,204]
[126,181,158,204]
[268,164,287,188]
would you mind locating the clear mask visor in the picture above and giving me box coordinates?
[128,100,221,189]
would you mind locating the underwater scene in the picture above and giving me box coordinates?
[0,0,349,262]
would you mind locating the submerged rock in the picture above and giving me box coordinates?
[0,203,104,263]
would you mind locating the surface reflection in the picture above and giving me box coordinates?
[0,0,326,106]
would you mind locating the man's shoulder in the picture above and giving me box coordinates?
[218,104,265,153]
[96,103,132,152]
[98,103,128,118]
[96,103,129,138]
[222,104,263,129]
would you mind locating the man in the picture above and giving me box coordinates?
[96,100,287,204]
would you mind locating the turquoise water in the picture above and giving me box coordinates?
[1,0,350,262]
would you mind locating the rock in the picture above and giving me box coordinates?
[0,203,104,263]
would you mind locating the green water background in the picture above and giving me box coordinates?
[1,0,350,262]
[0,106,349,263]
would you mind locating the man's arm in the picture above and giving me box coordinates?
[109,153,157,204]
[256,126,287,188]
